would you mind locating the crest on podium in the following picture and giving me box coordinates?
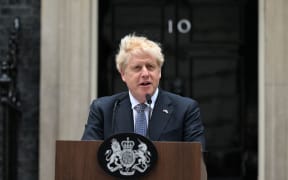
[98,133,158,178]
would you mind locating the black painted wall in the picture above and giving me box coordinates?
[0,0,40,179]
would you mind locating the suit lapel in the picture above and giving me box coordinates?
[149,91,173,140]
[114,97,134,133]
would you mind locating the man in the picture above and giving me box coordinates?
[81,34,207,178]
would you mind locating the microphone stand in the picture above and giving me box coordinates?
[146,94,152,139]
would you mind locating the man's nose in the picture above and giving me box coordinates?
[141,66,149,76]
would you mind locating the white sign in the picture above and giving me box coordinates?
[168,19,192,34]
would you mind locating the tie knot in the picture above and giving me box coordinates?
[134,103,147,113]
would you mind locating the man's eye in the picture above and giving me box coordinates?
[133,66,141,70]
[147,65,155,70]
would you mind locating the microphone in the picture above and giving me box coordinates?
[112,93,128,135]
[146,94,152,104]
[146,94,152,138]
[112,99,120,135]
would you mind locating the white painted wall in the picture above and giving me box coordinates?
[40,0,97,179]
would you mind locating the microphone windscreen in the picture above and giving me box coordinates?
[146,94,152,104]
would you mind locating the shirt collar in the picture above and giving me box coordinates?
[129,88,159,110]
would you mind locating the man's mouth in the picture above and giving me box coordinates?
[139,82,151,86]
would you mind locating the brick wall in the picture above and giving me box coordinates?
[0,0,40,179]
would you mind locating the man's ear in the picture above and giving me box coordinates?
[120,70,126,82]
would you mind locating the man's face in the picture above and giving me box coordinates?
[120,53,161,103]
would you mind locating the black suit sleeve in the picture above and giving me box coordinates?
[183,99,206,151]
[81,100,104,140]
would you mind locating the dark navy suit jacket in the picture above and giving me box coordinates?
[81,90,206,150]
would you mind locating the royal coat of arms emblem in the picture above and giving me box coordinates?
[98,133,157,178]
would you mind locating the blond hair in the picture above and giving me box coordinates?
[115,34,164,72]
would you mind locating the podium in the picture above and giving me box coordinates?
[55,140,202,180]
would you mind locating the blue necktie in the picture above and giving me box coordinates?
[134,103,147,136]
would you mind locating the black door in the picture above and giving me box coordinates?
[98,0,258,179]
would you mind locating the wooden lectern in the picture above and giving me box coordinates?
[55,140,202,180]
